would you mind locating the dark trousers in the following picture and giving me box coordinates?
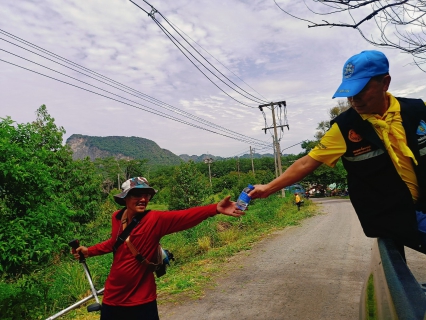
[101,300,159,320]
[296,202,301,211]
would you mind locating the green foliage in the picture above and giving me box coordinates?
[193,157,276,179]
[168,161,210,210]
[0,106,102,276]
[303,159,347,190]
[366,274,377,319]
[0,97,350,319]
[301,140,317,154]
[0,274,49,320]
[94,157,148,194]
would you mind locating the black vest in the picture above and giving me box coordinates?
[331,98,426,249]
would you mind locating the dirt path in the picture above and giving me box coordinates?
[158,198,375,320]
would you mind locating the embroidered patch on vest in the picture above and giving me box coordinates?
[416,120,426,136]
[353,145,372,156]
[348,129,362,142]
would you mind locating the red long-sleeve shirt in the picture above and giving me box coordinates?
[88,204,217,306]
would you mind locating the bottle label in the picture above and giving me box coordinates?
[238,192,251,203]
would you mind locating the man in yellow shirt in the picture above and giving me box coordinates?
[249,50,426,256]
[294,193,302,211]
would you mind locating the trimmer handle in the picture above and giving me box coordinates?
[68,239,85,263]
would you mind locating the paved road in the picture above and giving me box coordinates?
[159,198,375,320]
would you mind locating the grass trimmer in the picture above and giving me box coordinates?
[68,239,102,312]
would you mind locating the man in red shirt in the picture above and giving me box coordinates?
[73,177,244,320]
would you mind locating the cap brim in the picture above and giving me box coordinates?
[332,77,370,99]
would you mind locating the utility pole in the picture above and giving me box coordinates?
[204,156,213,188]
[260,101,289,197]
[272,136,278,178]
[236,157,240,179]
[250,146,255,176]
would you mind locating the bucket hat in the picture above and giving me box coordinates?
[114,177,157,206]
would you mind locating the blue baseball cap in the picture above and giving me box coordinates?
[332,50,389,99]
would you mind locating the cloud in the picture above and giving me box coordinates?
[1,0,426,158]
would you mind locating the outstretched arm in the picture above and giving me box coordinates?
[249,155,322,199]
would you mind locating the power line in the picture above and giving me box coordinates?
[281,141,305,152]
[165,18,269,101]
[0,38,269,147]
[150,20,255,108]
[226,143,274,158]
[1,57,271,146]
[151,17,257,108]
[0,29,271,147]
[157,12,269,104]
[129,0,269,108]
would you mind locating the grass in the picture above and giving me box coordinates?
[365,274,378,320]
[48,196,319,320]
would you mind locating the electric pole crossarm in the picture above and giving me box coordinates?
[261,125,288,131]
[258,100,287,109]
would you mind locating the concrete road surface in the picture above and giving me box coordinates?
[159,198,376,320]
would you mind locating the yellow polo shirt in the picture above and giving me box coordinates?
[309,93,420,201]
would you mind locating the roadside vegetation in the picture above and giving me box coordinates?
[54,196,318,320]
[0,105,346,319]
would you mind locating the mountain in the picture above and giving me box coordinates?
[237,153,276,159]
[178,153,275,162]
[66,134,278,165]
[66,134,182,166]
[178,154,225,163]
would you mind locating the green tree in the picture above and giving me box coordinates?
[300,140,318,154]
[303,159,347,192]
[168,161,210,210]
[94,157,148,193]
[0,105,102,276]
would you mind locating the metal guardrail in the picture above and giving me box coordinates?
[360,238,426,320]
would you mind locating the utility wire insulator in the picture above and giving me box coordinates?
[148,7,158,18]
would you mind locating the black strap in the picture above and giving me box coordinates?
[113,210,150,254]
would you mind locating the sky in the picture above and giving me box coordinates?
[1,0,425,158]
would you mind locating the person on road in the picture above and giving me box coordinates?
[72,177,244,320]
[249,50,426,256]
[294,193,302,211]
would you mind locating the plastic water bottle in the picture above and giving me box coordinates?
[236,184,254,211]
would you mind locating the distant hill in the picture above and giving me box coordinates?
[66,134,278,166]
[238,153,276,159]
[178,154,225,162]
[179,153,275,162]
[66,134,182,166]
